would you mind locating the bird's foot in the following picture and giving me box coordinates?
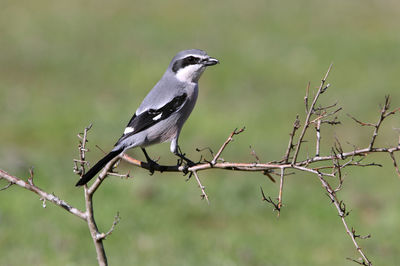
[141,148,160,175]
[175,150,198,180]
[146,159,159,175]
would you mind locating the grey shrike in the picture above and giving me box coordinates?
[76,49,219,186]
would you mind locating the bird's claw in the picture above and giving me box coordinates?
[175,146,200,179]
[182,164,189,175]
[147,159,158,175]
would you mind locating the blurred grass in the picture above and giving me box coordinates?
[1,0,400,265]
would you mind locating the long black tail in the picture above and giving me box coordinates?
[75,149,123,186]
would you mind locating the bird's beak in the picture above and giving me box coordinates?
[203,57,219,66]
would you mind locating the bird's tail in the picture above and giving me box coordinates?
[75,149,123,186]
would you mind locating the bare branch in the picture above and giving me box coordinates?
[191,170,209,204]
[107,171,131,179]
[96,212,121,240]
[346,113,375,127]
[277,168,285,217]
[292,64,333,164]
[347,257,370,266]
[74,124,116,266]
[389,152,400,178]
[250,145,261,163]
[0,181,13,191]
[260,186,280,212]
[120,137,400,177]
[0,169,86,220]
[87,156,122,195]
[28,166,35,186]
[263,170,276,183]
[305,81,310,114]
[283,115,300,163]
[3,66,400,265]
[84,185,107,266]
[318,173,371,265]
[211,127,245,165]
[368,96,390,150]
[316,119,321,157]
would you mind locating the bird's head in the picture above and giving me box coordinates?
[169,49,219,83]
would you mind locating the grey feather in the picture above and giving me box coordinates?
[76,49,218,186]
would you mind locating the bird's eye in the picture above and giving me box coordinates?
[187,56,197,63]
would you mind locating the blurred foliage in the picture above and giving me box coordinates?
[1,0,400,265]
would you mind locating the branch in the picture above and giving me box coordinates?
[292,63,333,164]
[277,168,284,217]
[0,169,86,220]
[117,66,400,265]
[315,118,321,157]
[74,124,123,266]
[260,186,280,212]
[191,170,209,204]
[0,124,120,266]
[318,173,371,265]
[389,152,400,178]
[122,143,400,175]
[96,212,121,240]
[282,115,300,163]
[211,127,245,165]
[3,65,400,265]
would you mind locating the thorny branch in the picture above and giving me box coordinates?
[211,127,245,165]
[75,124,124,266]
[260,186,280,212]
[96,212,121,241]
[283,115,300,163]
[291,63,333,164]
[389,152,400,178]
[0,168,86,220]
[119,65,399,265]
[277,168,284,214]
[318,173,371,265]
[0,124,122,266]
[1,65,400,265]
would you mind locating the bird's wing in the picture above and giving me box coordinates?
[115,93,187,146]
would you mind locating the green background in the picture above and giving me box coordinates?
[1,0,400,265]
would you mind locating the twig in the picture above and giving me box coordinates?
[318,173,371,265]
[0,169,86,220]
[277,168,284,217]
[84,185,107,266]
[346,257,370,266]
[191,170,209,204]
[250,145,260,163]
[260,187,280,212]
[107,171,131,178]
[305,81,310,113]
[0,181,13,191]
[292,64,333,164]
[263,170,276,183]
[97,212,121,240]
[75,124,120,266]
[316,119,321,157]
[346,113,375,127]
[283,115,300,163]
[80,124,92,163]
[211,127,245,165]
[389,152,400,178]
[28,166,35,186]
[368,96,392,150]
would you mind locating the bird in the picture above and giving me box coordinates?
[76,49,219,186]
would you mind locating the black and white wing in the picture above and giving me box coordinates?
[115,93,187,146]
